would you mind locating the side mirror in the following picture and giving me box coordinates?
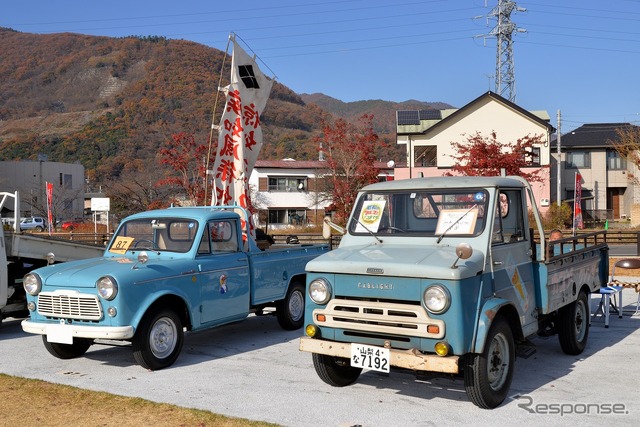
[451,243,473,269]
[322,218,331,239]
[323,216,345,239]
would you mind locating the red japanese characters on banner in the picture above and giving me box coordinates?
[46,181,53,235]
[211,35,273,238]
[573,172,583,231]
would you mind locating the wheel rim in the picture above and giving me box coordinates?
[574,298,587,342]
[289,290,304,321]
[149,317,177,359]
[487,332,510,391]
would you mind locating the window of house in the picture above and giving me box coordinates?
[268,176,307,192]
[525,147,541,166]
[607,149,626,170]
[414,146,437,167]
[268,209,306,225]
[566,151,590,168]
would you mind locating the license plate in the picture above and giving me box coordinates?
[350,343,390,373]
[47,323,73,344]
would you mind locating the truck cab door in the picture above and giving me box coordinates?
[490,189,538,335]
[196,219,250,325]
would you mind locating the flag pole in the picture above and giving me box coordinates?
[203,33,233,206]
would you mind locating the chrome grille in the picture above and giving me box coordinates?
[37,292,103,320]
[313,299,444,339]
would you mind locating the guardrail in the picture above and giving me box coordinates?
[19,229,640,254]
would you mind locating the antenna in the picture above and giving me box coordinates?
[476,0,526,102]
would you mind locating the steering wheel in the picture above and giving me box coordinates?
[378,226,406,233]
[133,239,159,250]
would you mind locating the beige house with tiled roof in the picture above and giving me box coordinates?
[395,91,555,211]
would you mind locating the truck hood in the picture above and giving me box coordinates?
[35,256,196,288]
[306,243,485,280]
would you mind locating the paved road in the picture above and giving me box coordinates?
[1,290,639,427]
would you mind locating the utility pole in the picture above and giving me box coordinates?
[477,0,526,102]
[557,109,562,206]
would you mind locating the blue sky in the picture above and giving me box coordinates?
[2,0,640,132]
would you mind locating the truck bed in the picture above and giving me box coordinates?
[4,232,105,262]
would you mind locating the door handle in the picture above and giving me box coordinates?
[493,261,503,266]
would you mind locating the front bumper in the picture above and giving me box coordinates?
[299,337,460,374]
[22,319,134,340]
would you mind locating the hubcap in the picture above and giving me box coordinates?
[574,299,587,341]
[149,317,177,359]
[289,290,304,321]
[487,332,510,391]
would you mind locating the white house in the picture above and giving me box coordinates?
[250,159,394,230]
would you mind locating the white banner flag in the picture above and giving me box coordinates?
[211,36,273,212]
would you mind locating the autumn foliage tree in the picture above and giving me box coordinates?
[156,132,212,206]
[610,124,640,184]
[447,131,546,182]
[316,114,381,224]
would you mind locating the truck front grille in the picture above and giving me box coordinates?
[313,299,444,339]
[37,292,103,321]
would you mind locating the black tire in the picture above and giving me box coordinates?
[42,336,93,359]
[464,316,515,409]
[34,226,44,232]
[558,290,589,355]
[277,282,305,330]
[312,353,362,387]
[132,308,184,370]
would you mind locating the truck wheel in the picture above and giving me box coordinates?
[558,290,589,355]
[132,308,183,370]
[312,353,362,387]
[276,281,305,330]
[42,336,93,359]
[464,316,515,409]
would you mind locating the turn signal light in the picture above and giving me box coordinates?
[427,325,440,334]
[316,314,326,322]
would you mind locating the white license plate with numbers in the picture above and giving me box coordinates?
[350,343,390,373]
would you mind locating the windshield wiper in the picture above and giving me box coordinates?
[349,216,383,244]
[436,204,478,244]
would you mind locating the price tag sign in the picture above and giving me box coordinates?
[109,236,134,254]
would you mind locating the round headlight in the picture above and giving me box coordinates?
[23,273,42,296]
[424,285,450,314]
[309,278,332,305]
[97,276,118,300]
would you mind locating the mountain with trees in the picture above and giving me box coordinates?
[0,28,449,191]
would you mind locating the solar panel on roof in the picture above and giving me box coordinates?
[419,110,441,120]
[397,110,420,125]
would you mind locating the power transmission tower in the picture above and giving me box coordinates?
[478,0,526,102]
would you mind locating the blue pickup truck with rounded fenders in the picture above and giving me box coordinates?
[22,205,328,370]
[299,176,608,409]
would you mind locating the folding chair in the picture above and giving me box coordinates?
[592,258,640,327]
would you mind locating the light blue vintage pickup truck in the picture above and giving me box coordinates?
[22,206,328,370]
[300,176,609,409]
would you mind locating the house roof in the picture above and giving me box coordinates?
[551,123,637,149]
[396,91,555,135]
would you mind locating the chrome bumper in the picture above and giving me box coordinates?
[22,319,134,340]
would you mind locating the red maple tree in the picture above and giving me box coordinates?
[316,114,381,224]
[157,132,211,206]
[447,131,546,182]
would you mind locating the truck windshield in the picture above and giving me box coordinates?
[109,218,199,253]
[349,189,489,237]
